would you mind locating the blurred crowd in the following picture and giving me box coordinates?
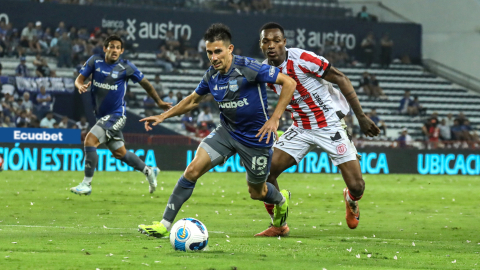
[0,86,90,135]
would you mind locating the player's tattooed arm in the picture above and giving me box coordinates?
[139,77,173,111]
[323,66,380,137]
[256,73,296,144]
[140,92,204,131]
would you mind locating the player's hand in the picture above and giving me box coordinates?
[158,101,173,111]
[256,118,279,144]
[140,114,165,131]
[78,81,91,94]
[358,115,380,137]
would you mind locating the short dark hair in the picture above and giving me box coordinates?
[259,22,285,37]
[203,23,232,44]
[104,35,124,49]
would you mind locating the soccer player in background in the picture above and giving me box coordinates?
[255,22,380,236]
[70,35,172,196]
[137,23,297,237]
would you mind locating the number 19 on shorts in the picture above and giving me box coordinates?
[252,156,268,170]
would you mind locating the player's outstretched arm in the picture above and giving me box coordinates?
[323,66,380,137]
[256,73,296,143]
[75,74,91,94]
[140,91,204,131]
[138,77,172,111]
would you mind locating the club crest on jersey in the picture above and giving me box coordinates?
[229,80,239,92]
[112,71,119,79]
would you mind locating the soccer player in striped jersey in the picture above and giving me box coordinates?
[137,23,297,237]
[255,22,380,236]
[70,35,172,196]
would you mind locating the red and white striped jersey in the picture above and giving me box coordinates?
[263,48,350,129]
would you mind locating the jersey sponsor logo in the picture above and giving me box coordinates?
[213,84,228,91]
[312,92,329,112]
[289,94,311,105]
[336,143,347,155]
[218,98,249,109]
[101,70,110,75]
[330,131,342,142]
[228,80,239,92]
[93,79,119,91]
[269,66,276,77]
[112,71,119,79]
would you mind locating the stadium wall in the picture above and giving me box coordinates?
[1,143,480,176]
[0,1,422,62]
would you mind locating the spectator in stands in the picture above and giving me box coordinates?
[422,117,440,148]
[35,59,52,77]
[197,106,216,130]
[335,42,350,67]
[380,32,393,68]
[1,115,15,127]
[68,26,78,40]
[165,31,180,50]
[228,0,250,14]
[1,93,14,118]
[59,115,70,128]
[438,118,451,141]
[36,86,52,118]
[163,90,177,106]
[181,111,196,133]
[252,0,271,14]
[56,21,66,35]
[50,31,60,55]
[155,45,174,73]
[357,6,374,21]
[378,120,387,137]
[196,121,211,138]
[370,74,387,100]
[143,94,157,117]
[368,108,380,125]
[461,120,474,141]
[15,110,30,127]
[15,56,30,77]
[445,113,454,127]
[397,128,412,148]
[407,96,426,116]
[151,74,167,94]
[20,22,40,53]
[399,90,412,114]
[76,116,89,132]
[57,32,72,68]
[33,53,43,67]
[456,111,467,125]
[38,27,52,54]
[361,32,376,68]
[358,71,372,97]
[176,91,184,103]
[451,119,465,141]
[40,111,56,128]
[179,33,198,60]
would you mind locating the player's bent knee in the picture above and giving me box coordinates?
[84,133,99,147]
[184,164,203,181]
[349,178,365,196]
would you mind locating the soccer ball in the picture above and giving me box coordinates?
[0,156,3,172]
[170,218,209,252]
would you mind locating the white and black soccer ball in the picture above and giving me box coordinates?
[170,218,208,252]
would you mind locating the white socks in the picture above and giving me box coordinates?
[161,219,172,231]
[82,177,92,185]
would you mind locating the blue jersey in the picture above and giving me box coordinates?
[195,55,280,148]
[79,55,144,118]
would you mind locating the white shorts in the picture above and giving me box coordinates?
[275,122,357,166]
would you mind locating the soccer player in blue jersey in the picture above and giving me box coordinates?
[70,35,172,196]
[137,23,297,237]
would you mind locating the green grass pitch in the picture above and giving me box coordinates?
[0,171,479,269]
